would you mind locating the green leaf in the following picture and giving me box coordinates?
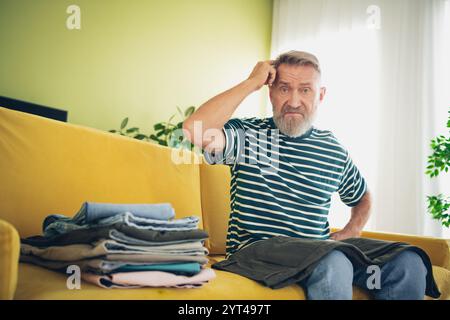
[167,114,176,125]
[109,129,117,133]
[156,130,165,137]
[176,106,183,117]
[154,123,165,131]
[184,106,195,117]
[134,134,147,140]
[126,127,139,133]
[120,117,128,130]
[149,134,158,141]
[164,122,177,128]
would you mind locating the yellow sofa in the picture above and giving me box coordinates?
[0,106,449,300]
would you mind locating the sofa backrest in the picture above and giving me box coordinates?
[0,107,203,238]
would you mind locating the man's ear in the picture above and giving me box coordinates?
[319,87,327,102]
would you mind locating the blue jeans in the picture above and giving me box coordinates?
[299,250,427,300]
[44,213,199,237]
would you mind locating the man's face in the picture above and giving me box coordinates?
[269,63,326,137]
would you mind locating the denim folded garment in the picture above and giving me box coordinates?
[44,201,175,226]
[19,255,202,275]
[44,212,199,237]
[43,201,176,236]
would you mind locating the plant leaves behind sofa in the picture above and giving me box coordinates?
[0,106,449,300]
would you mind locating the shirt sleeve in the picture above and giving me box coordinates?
[202,118,246,166]
[337,153,367,207]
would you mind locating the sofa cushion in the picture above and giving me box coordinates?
[428,265,450,300]
[0,107,203,237]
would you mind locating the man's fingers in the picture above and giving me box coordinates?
[267,66,277,86]
[248,60,277,89]
[329,232,338,240]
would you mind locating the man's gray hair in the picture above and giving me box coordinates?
[273,50,321,75]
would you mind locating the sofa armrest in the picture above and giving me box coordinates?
[0,219,20,300]
[332,228,450,270]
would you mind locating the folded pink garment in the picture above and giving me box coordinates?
[82,268,216,289]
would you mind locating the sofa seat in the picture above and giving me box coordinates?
[15,255,450,300]
[14,256,378,300]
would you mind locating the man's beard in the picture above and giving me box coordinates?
[273,104,317,138]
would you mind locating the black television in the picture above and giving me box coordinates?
[0,96,67,122]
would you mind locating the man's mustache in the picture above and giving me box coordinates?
[281,105,304,115]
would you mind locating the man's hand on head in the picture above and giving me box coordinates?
[246,60,277,92]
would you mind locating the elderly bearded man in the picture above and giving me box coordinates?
[183,51,439,300]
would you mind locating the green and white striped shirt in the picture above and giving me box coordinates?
[204,117,367,257]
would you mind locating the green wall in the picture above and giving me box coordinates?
[0,0,273,133]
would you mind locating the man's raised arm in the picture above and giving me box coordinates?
[182,60,276,154]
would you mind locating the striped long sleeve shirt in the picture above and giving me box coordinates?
[203,117,367,257]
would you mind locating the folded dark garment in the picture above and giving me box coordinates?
[212,236,441,299]
[21,223,209,247]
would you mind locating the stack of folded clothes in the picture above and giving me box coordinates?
[20,202,216,288]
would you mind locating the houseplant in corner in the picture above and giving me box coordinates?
[425,110,450,227]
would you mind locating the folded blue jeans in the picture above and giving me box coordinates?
[43,201,175,231]
[44,212,199,237]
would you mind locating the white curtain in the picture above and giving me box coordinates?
[270,0,450,237]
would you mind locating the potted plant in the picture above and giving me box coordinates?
[109,106,196,151]
[425,110,450,227]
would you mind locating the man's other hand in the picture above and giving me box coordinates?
[329,227,362,241]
